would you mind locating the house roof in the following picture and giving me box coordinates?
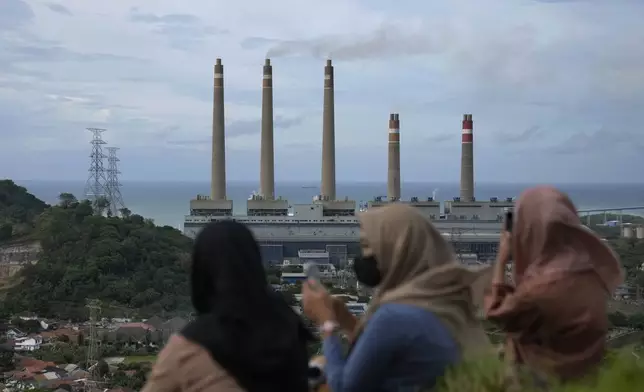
[40,328,79,339]
[161,317,187,331]
[117,323,155,331]
[144,316,164,329]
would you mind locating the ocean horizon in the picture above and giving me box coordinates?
[9,180,644,229]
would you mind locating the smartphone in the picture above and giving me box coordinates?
[306,264,321,281]
[504,210,514,233]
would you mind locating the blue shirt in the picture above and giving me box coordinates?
[323,303,459,392]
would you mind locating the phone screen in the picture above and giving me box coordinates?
[505,210,514,232]
[306,264,321,281]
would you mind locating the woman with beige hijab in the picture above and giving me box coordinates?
[302,203,491,391]
[485,186,624,382]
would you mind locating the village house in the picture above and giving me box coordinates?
[14,336,42,351]
[4,357,90,391]
[115,322,155,342]
[5,327,26,340]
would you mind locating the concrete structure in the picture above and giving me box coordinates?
[281,272,307,284]
[211,58,226,201]
[460,114,474,202]
[321,59,336,201]
[637,226,644,240]
[623,225,635,239]
[184,60,507,262]
[388,113,401,201]
[260,59,275,200]
[0,241,40,278]
[298,249,330,265]
[445,197,514,221]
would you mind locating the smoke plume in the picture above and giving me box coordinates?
[265,24,448,61]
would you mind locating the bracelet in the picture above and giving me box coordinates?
[319,320,340,335]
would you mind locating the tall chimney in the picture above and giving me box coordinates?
[321,59,336,200]
[211,58,226,200]
[260,59,275,200]
[460,114,474,202]
[387,113,401,201]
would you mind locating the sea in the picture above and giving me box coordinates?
[14,180,644,229]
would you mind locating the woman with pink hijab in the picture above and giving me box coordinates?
[485,186,624,382]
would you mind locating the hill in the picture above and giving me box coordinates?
[0,179,49,241]
[0,185,193,320]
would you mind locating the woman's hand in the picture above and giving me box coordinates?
[302,279,336,326]
[332,297,358,333]
[493,231,512,285]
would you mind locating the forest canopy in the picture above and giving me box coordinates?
[0,186,193,320]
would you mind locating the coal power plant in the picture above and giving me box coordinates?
[183,58,515,266]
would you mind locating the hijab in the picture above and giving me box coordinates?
[357,203,492,356]
[491,186,624,381]
[181,220,314,392]
[512,186,623,291]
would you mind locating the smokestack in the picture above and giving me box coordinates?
[387,113,401,201]
[321,59,336,200]
[460,114,474,202]
[260,59,275,200]
[211,58,226,200]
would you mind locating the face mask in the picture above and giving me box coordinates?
[353,256,382,287]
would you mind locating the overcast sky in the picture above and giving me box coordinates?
[1,0,643,183]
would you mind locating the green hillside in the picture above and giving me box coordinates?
[0,183,193,320]
[0,179,49,241]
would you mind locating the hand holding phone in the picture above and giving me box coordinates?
[504,210,514,233]
[305,264,323,291]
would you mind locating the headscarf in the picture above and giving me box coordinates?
[181,221,314,392]
[357,203,491,356]
[487,186,624,381]
[512,186,623,291]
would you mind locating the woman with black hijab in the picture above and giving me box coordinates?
[142,220,314,392]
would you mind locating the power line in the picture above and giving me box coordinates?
[84,128,109,211]
[105,147,126,216]
[84,299,103,392]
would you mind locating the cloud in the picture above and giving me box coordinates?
[1,0,644,183]
[0,0,34,31]
[166,115,305,147]
[45,3,72,16]
[424,134,454,144]
[495,126,544,144]
[128,7,227,51]
[532,0,586,3]
[549,128,643,155]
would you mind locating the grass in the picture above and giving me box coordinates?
[124,355,157,364]
[436,351,644,392]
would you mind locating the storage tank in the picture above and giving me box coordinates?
[636,226,644,239]
[622,225,634,238]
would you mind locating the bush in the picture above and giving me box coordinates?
[435,352,644,392]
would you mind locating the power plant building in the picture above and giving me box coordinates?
[183,59,513,264]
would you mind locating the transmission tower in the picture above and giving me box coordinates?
[105,147,126,216]
[84,128,109,208]
[85,299,102,392]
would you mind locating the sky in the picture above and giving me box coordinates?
[1,0,643,184]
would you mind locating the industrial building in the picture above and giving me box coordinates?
[183,58,513,265]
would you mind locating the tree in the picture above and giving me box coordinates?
[95,196,110,216]
[608,312,629,328]
[96,359,110,377]
[58,193,78,208]
[0,350,13,371]
[1,183,194,319]
[0,223,12,241]
[119,208,132,218]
